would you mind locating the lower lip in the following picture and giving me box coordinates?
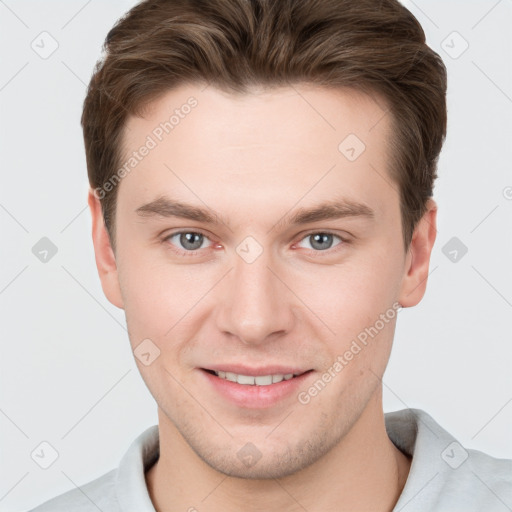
[199,369,314,409]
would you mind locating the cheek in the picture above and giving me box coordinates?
[117,257,208,393]
[299,252,402,338]
[291,245,404,392]
[117,248,214,344]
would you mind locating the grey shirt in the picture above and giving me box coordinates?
[27,408,512,511]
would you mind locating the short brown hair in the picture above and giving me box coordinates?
[82,0,447,251]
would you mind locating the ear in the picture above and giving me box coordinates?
[88,189,124,309]
[398,199,437,308]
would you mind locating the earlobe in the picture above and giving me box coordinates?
[398,199,437,308]
[88,189,124,309]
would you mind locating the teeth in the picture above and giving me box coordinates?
[214,371,299,385]
[237,374,256,385]
[225,372,237,382]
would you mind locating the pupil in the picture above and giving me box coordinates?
[181,232,203,250]
[311,233,332,250]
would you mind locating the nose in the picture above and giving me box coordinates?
[215,246,295,345]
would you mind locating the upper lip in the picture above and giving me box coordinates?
[201,365,312,376]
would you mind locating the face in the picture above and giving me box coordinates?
[91,83,434,479]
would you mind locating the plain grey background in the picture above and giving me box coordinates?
[1,1,511,511]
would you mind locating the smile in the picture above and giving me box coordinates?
[210,370,303,386]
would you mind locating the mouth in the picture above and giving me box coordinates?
[202,368,312,386]
[199,366,315,408]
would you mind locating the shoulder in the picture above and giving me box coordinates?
[387,408,512,511]
[27,469,119,512]
[460,447,512,502]
[26,425,159,512]
[426,446,512,511]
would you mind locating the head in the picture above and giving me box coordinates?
[84,0,446,479]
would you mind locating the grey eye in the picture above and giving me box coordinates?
[169,232,209,251]
[298,233,342,251]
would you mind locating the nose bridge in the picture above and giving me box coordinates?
[216,243,293,344]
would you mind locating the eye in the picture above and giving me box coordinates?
[296,232,345,251]
[164,231,213,253]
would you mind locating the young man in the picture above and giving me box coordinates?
[30,0,511,510]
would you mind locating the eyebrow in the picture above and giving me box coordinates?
[135,195,375,228]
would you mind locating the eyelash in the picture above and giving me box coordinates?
[161,230,349,258]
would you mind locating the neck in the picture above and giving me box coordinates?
[146,390,411,512]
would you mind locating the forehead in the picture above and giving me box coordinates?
[117,83,395,223]
[123,83,389,152]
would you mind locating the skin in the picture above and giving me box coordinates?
[88,83,437,511]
